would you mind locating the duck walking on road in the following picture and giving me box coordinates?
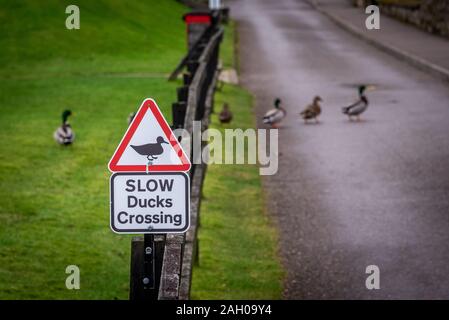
[300,96,322,123]
[263,98,286,128]
[54,110,75,145]
[342,85,375,121]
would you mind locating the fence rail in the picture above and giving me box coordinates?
[159,26,223,300]
[129,18,224,300]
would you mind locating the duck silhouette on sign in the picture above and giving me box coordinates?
[130,136,169,165]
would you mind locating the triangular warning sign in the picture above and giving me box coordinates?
[108,99,191,172]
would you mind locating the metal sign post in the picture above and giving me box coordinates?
[143,165,155,294]
[143,234,155,290]
[108,98,191,300]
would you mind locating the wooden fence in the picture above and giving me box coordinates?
[129,17,224,300]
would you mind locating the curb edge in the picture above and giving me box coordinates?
[307,0,449,82]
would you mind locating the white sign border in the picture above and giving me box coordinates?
[110,172,190,234]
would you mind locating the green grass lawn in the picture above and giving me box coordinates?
[191,84,283,299]
[0,0,186,299]
[0,0,187,77]
[0,1,283,299]
[219,20,238,70]
[190,21,283,300]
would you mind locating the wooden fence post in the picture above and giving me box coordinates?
[129,25,224,301]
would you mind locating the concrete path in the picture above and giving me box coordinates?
[230,0,449,299]
[313,0,449,80]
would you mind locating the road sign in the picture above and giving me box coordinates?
[108,99,191,173]
[110,172,190,234]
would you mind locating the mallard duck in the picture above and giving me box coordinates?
[53,110,74,145]
[219,103,233,124]
[263,98,286,128]
[127,112,136,125]
[342,85,375,121]
[300,96,322,123]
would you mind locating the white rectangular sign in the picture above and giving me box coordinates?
[110,172,190,234]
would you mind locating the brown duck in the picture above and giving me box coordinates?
[219,103,233,124]
[300,96,322,123]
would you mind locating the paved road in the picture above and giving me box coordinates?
[316,0,449,75]
[229,0,449,299]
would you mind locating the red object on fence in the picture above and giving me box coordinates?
[184,13,211,25]
[183,12,212,49]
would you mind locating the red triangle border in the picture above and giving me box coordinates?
[108,99,191,172]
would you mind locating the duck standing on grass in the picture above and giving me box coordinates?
[263,98,286,128]
[300,96,322,123]
[219,103,233,124]
[342,85,375,121]
[127,112,136,125]
[54,110,74,145]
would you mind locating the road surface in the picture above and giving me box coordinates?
[229,0,449,299]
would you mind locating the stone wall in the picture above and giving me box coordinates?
[353,0,449,39]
